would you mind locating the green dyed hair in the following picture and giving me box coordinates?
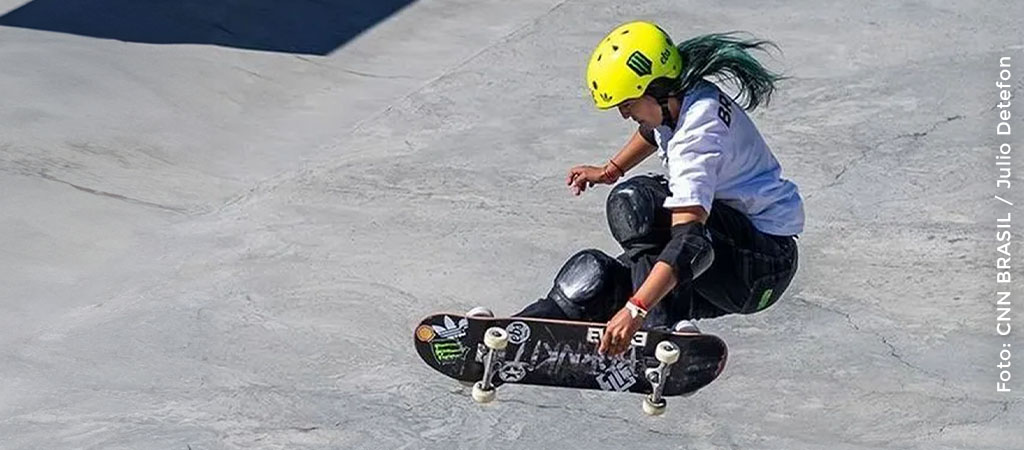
[650,33,785,111]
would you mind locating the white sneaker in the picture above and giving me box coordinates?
[466,306,494,318]
[672,319,700,334]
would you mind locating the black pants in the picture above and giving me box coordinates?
[517,177,799,328]
[668,199,798,319]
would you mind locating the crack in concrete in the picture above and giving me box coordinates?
[878,335,918,372]
[820,143,872,190]
[893,115,964,140]
[37,171,189,215]
[820,114,966,190]
[792,297,860,332]
[869,332,950,387]
[927,400,1017,438]
[792,297,948,384]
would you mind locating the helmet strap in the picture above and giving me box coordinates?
[658,97,674,128]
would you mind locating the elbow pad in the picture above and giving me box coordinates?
[656,222,714,283]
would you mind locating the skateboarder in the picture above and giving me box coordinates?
[514,21,804,357]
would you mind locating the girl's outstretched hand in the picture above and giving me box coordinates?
[566,164,613,196]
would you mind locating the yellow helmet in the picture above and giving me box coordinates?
[586,21,683,109]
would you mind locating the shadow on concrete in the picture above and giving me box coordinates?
[0,0,415,55]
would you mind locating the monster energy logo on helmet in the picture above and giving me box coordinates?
[626,51,653,77]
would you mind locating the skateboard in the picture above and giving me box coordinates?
[413,312,728,415]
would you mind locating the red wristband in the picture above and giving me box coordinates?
[607,159,625,177]
[601,164,620,183]
[628,296,648,312]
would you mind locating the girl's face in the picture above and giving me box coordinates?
[617,96,661,128]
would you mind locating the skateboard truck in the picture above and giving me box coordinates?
[472,327,509,403]
[643,341,681,416]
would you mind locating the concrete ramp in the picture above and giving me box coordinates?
[0,0,1021,448]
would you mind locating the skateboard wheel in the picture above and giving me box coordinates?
[655,341,680,365]
[643,396,667,416]
[472,381,497,403]
[467,306,494,318]
[483,327,509,350]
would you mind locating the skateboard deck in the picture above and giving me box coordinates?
[414,313,727,397]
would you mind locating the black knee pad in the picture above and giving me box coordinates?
[606,175,672,258]
[546,249,632,321]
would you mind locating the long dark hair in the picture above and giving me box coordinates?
[651,33,785,111]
